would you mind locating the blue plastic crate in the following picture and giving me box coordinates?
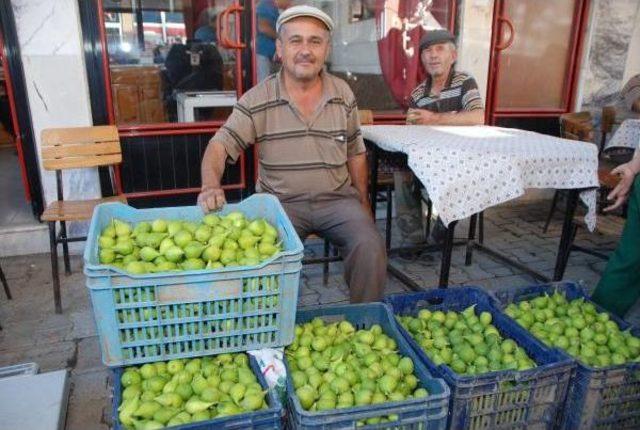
[285,303,450,430]
[489,281,640,430]
[111,354,283,429]
[384,287,574,430]
[83,194,304,366]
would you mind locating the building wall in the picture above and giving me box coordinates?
[456,0,494,103]
[578,0,640,112]
[11,0,98,239]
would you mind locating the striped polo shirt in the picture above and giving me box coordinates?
[212,71,366,197]
[409,70,484,113]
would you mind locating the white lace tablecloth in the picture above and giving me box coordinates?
[605,119,640,153]
[362,125,599,230]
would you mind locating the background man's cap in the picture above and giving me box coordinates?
[419,29,456,52]
[276,5,334,33]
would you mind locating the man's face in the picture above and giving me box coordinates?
[276,17,330,82]
[421,42,457,78]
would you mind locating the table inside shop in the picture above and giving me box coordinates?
[363,124,599,289]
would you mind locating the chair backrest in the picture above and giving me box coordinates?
[559,112,593,142]
[601,106,616,133]
[41,125,122,171]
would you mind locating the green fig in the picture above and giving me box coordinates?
[133,401,161,419]
[118,396,139,427]
[99,235,116,249]
[181,258,206,271]
[151,219,168,233]
[164,246,185,263]
[203,214,220,227]
[154,392,183,408]
[140,246,160,262]
[174,230,193,248]
[100,248,116,264]
[159,238,175,255]
[195,225,212,243]
[167,221,183,237]
[184,397,215,414]
[184,242,205,259]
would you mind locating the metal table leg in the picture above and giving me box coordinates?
[369,142,379,216]
[465,214,478,266]
[553,189,580,281]
[439,221,457,288]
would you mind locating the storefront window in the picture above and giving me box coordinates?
[102,0,238,126]
[101,0,454,126]
[308,0,454,112]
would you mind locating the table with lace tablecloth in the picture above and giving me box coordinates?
[362,124,600,286]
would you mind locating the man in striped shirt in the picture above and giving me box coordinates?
[398,29,485,244]
[407,29,484,124]
[197,6,387,303]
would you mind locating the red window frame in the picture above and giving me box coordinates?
[485,0,590,124]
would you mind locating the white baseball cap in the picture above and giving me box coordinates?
[276,5,334,33]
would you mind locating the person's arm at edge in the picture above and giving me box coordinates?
[604,150,640,212]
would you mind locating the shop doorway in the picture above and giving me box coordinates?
[0,31,35,229]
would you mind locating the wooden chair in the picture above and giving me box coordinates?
[542,112,621,262]
[543,112,595,232]
[40,125,127,313]
[600,105,616,154]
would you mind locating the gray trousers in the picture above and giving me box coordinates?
[279,187,387,303]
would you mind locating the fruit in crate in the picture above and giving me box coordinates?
[97,211,282,274]
[504,291,640,367]
[396,305,536,375]
[285,317,429,426]
[117,353,268,429]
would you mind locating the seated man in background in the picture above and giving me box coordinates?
[198,6,387,303]
[591,149,640,317]
[398,29,485,243]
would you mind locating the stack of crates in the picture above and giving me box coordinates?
[83,194,304,429]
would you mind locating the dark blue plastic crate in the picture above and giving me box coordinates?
[83,194,303,366]
[489,281,640,430]
[384,287,574,430]
[285,303,450,430]
[111,354,283,429]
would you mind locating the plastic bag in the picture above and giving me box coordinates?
[248,348,287,404]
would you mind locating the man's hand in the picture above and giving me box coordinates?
[604,162,637,212]
[198,187,226,213]
[406,108,440,125]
